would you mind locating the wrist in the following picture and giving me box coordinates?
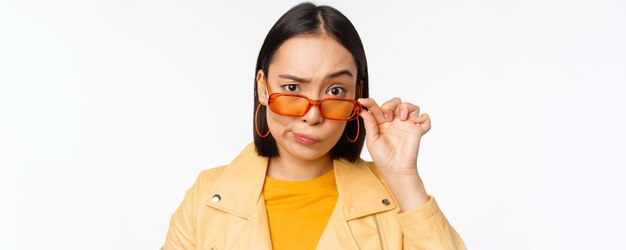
[381,168,428,212]
[381,166,420,179]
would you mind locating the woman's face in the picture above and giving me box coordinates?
[257,35,359,161]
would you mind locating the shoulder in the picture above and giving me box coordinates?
[337,157,383,178]
[180,166,229,205]
[358,159,395,190]
[193,165,227,188]
[338,158,390,186]
[360,159,385,179]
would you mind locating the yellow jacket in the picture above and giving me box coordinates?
[163,143,466,249]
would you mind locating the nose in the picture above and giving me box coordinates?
[302,103,323,125]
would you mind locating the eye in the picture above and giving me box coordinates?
[281,84,301,93]
[327,86,346,96]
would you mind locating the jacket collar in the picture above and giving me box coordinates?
[205,143,396,220]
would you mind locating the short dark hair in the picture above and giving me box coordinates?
[253,2,369,163]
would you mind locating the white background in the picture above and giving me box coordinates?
[1,0,625,249]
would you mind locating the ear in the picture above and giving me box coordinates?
[256,69,268,105]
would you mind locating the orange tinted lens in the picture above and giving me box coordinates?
[270,95,309,116]
[321,100,358,120]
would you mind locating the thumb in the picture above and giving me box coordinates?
[358,109,379,143]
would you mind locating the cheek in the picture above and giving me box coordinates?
[326,121,348,138]
[265,111,292,133]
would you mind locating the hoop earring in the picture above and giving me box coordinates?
[346,117,360,143]
[255,103,270,138]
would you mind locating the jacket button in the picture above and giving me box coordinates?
[382,198,391,206]
[212,194,221,202]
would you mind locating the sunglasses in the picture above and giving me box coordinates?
[264,78,363,121]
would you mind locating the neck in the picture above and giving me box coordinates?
[267,153,333,182]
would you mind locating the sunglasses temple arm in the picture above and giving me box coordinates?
[264,82,271,103]
[358,81,363,99]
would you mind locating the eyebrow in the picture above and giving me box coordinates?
[278,70,354,83]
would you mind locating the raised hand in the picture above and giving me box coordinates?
[357,97,432,211]
[357,97,431,176]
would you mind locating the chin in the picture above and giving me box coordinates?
[292,144,330,160]
[279,140,331,161]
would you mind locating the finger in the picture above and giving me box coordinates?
[394,102,419,121]
[380,97,401,122]
[358,98,387,125]
[358,110,380,142]
[416,113,432,134]
[408,109,420,122]
[413,111,427,124]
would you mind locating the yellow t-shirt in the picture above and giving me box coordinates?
[263,169,338,250]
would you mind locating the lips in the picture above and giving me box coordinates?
[293,132,321,144]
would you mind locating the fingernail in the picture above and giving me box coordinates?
[401,111,407,120]
[385,113,391,121]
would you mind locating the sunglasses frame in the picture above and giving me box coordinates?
[264,77,363,121]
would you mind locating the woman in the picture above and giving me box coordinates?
[163,3,465,249]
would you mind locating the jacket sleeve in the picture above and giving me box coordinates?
[396,195,466,250]
[162,172,205,250]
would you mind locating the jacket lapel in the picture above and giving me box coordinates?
[333,158,397,220]
[316,158,397,249]
[204,143,268,219]
[204,143,272,249]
